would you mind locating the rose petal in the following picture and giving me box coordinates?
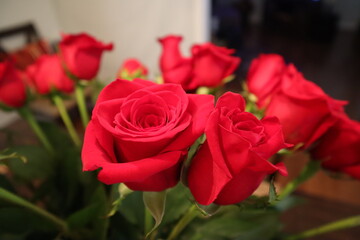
[82,120,116,171]
[166,94,214,151]
[253,116,292,159]
[214,168,265,205]
[97,150,184,185]
[188,141,232,205]
[95,79,146,108]
[215,91,246,112]
[342,165,360,180]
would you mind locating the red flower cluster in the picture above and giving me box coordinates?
[82,82,289,205]
[4,31,357,207]
[159,35,240,91]
[247,54,360,179]
[0,33,113,108]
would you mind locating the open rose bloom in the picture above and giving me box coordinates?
[188,92,289,205]
[82,79,214,191]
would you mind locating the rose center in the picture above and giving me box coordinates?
[228,110,266,146]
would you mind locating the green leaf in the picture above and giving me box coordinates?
[7,146,54,181]
[66,203,100,230]
[89,184,109,240]
[143,191,167,239]
[237,195,269,210]
[161,184,193,226]
[180,206,282,240]
[0,207,31,234]
[268,176,278,204]
[38,121,74,152]
[0,149,27,163]
[118,191,145,227]
[107,183,133,217]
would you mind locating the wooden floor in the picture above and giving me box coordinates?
[282,193,360,240]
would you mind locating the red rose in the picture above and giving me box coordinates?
[191,43,240,88]
[59,33,113,80]
[158,35,193,89]
[187,92,288,205]
[312,116,360,179]
[0,61,27,108]
[247,54,286,108]
[117,58,148,80]
[158,35,240,90]
[26,54,74,94]
[82,79,214,191]
[265,64,347,148]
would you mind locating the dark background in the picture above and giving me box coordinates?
[212,0,360,120]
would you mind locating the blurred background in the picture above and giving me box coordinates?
[0,0,360,239]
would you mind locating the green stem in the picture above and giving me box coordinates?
[167,204,199,240]
[276,160,321,203]
[0,187,68,233]
[18,107,54,154]
[75,83,89,128]
[52,94,81,147]
[284,215,360,240]
[145,207,153,236]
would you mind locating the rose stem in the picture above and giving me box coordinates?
[283,214,360,240]
[167,204,199,240]
[75,81,89,128]
[17,106,55,154]
[52,94,81,147]
[0,187,69,234]
[275,160,321,203]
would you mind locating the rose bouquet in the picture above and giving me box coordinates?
[0,33,359,240]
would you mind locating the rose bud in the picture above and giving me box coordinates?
[264,64,347,148]
[59,33,113,80]
[312,116,360,180]
[117,58,148,80]
[158,35,193,89]
[188,92,289,205]
[159,35,240,91]
[82,79,214,191]
[191,43,240,89]
[26,54,74,95]
[246,54,286,108]
[0,61,27,108]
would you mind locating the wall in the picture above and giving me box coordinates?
[53,0,211,81]
[0,0,210,127]
[0,0,60,49]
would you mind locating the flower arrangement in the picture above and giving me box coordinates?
[0,33,359,240]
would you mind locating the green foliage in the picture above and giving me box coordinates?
[7,145,54,181]
[0,207,56,238]
[180,205,282,240]
[143,191,167,238]
[268,176,278,204]
[0,149,27,163]
[161,184,193,227]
